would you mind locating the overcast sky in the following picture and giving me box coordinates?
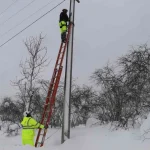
[0,0,150,98]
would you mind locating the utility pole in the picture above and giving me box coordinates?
[61,0,80,144]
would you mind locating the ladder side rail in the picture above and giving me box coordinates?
[47,67,63,124]
[35,44,64,147]
[39,67,63,147]
[40,24,72,126]
[35,24,72,148]
[54,43,63,69]
[35,128,42,147]
[39,24,72,126]
[42,43,63,110]
[35,67,58,147]
[40,68,57,124]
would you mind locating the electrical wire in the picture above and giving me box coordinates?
[45,128,61,141]
[0,0,56,38]
[0,0,19,17]
[0,0,65,48]
[0,0,37,26]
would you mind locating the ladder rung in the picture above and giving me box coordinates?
[51,79,56,83]
[48,87,53,89]
[44,103,50,105]
[44,113,50,116]
[44,103,51,106]
[48,88,54,92]
[45,111,50,113]
[48,89,53,92]
[57,63,61,65]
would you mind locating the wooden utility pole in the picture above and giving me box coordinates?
[61,0,80,144]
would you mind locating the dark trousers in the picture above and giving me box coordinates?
[61,32,66,43]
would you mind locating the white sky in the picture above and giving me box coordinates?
[0,0,150,98]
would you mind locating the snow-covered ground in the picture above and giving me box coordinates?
[1,119,150,150]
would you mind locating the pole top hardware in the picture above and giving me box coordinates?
[76,0,80,3]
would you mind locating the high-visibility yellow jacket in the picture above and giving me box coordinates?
[21,117,44,138]
[59,21,67,33]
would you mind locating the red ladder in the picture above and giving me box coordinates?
[35,24,72,147]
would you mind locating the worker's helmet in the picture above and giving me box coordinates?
[62,9,68,13]
[23,111,31,117]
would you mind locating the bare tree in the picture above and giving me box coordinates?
[13,34,49,113]
[91,64,126,121]
[90,44,150,128]
[37,79,97,127]
[119,44,150,116]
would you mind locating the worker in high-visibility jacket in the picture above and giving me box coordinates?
[59,9,69,43]
[21,111,48,146]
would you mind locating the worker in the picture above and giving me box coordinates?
[21,111,48,146]
[59,9,69,43]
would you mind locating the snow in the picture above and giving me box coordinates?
[8,124,20,131]
[140,113,150,139]
[4,102,9,107]
[0,120,150,150]
[0,116,149,150]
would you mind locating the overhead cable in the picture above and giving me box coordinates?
[0,0,56,38]
[0,0,19,17]
[0,0,37,26]
[0,0,65,48]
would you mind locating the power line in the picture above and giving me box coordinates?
[0,0,37,26]
[45,128,61,141]
[0,0,56,38]
[0,0,65,48]
[0,0,19,17]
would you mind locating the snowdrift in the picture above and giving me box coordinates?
[1,115,150,150]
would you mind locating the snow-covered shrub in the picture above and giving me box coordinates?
[6,123,21,136]
[4,102,10,107]
[0,97,21,122]
[86,118,101,127]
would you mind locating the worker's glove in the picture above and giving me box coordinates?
[44,124,48,129]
